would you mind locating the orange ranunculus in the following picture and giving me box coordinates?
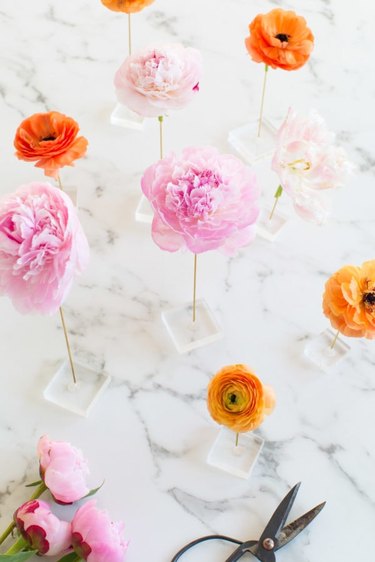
[323,261,375,339]
[101,0,154,13]
[14,112,88,179]
[245,8,314,71]
[207,365,275,433]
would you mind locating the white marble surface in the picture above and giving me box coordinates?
[0,1,375,561]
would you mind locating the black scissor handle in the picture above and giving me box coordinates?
[170,535,242,562]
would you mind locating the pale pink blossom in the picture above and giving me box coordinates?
[71,500,128,562]
[14,500,71,556]
[141,146,260,254]
[0,182,89,314]
[38,436,90,504]
[114,43,202,117]
[272,108,353,223]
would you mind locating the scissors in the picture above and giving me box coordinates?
[171,482,325,562]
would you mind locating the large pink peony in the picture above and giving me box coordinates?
[272,108,352,224]
[71,500,128,562]
[0,182,89,314]
[114,43,202,117]
[38,435,90,504]
[14,500,71,556]
[141,146,260,254]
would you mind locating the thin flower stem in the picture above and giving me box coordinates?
[193,254,197,323]
[330,329,340,350]
[0,482,47,545]
[269,185,283,221]
[235,433,239,447]
[158,115,164,159]
[57,173,63,190]
[128,13,132,56]
[5,536,28,555]
[257,64,269,138]
[59,307,77,385]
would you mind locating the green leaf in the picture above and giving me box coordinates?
[56,552,81,562]
[0,551,37,562]
[82,481,104,499]
[25,481,42,488]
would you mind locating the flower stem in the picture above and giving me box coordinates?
[5,536,28,555]
[257,64,268,138]
[192,254,197,323]
[269,185,283,221]
[330,329,340,350]
[158,115,164,159]
[57,173,63,190]
[128,13,132,56]
[0,482,47,546]
[235,433,239,447]
[59,307,77,385]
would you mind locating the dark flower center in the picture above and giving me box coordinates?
[363,291,375,309]
[230,393,237,404]
[275,33,290,43]
[41,135,56,141]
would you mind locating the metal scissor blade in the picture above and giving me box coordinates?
[258,483,301,545]
[275,501,326,550]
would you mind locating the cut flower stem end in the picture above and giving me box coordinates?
[269,185,283,221]
[257,64,269,138]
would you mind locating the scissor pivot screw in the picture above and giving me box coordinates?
[262,538,275,550]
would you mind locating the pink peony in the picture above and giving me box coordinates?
[0,182,89,314]
[71,500,128,562]
[272,108,353,224]
[114,43,202,117]
[38,436,90,504]
[141,146,260,255]
[14,500,71,556]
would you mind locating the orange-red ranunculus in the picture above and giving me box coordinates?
[323,261,375,339]
[14,112,88,179]
[100,0,154,13]
[245,8,314,71]
[207,365,275,433]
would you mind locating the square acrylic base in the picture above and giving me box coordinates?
[43,360,111,417]
[110,103,144,130]
[207,427,264,479]
[304,329,350,373]
[135,194,153,224]
[228,117,277,164]
[162,299,223,354]
[256,207,288,242]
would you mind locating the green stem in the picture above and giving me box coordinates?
[235,433,239,447]
[269,185,283,221]
[0,482,47,545]
[5,536,28,555]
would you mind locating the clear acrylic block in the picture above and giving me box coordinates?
[135,194,153,224]
[43,360,111,417]
[304,328,350,373]
[162,299,223,354]
[110,103,144,130]
[256,207,288,242]
[207,427,264,479]
[228,117,277,164]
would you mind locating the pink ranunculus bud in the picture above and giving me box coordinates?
[0,182,89,314]
[38,436,90,504]
[114,43,203,118]
[272,108,353,224]
[14,500,71,556]
[141,146,260,255]
[71,500,128,562]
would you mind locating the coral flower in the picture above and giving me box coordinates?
[14,111,88,179]
[0,182,89,315]
[114,44,202,118]
[101,0,154,13]
[245,9,314,71]
[323,261,375,339]
[141,146,260,255]
[207,365,275,433]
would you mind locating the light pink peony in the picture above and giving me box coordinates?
[272,108,353,224]
[38,436,90,504]
[114,43,202,117]
[141,146,260,255]
[71,500,128,562]
[0,182,89,314]
[14,500,71,556]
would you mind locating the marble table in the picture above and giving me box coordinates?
[0,1,374,561]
